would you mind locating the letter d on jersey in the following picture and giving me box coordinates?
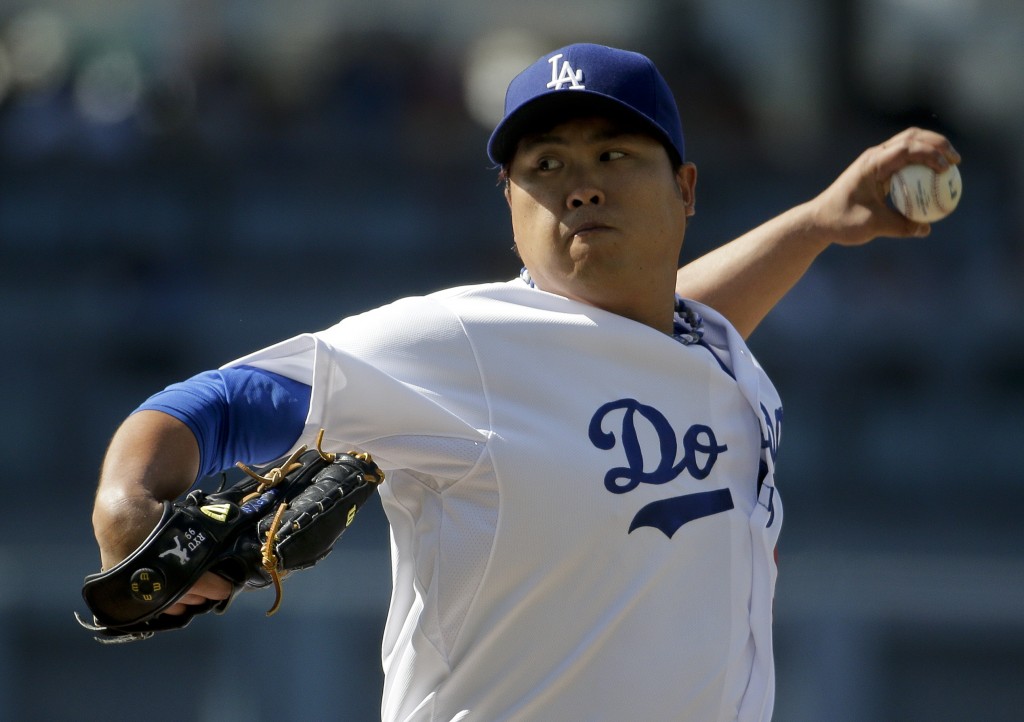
[589,399,728,494]
[589,398,734,538]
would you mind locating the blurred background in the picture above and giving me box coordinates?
[0,0,1021,720]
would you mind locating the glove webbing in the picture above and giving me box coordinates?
[234,429,340,616]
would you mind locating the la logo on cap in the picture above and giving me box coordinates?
[546,53,585,90]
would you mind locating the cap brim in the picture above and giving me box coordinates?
[487,91,677,166]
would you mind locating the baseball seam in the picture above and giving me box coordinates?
[892,168,951,220]
[892,171,912,217]
[932,171,947,214]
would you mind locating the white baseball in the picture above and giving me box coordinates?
[889,163,962,223]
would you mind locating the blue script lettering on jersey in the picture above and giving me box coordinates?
[760,403,782,465]
[758,403,783,528]
[589,398,728,494]
[588,398,734,537]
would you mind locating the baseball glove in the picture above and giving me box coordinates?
[76,430,384,643]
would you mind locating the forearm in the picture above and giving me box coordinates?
[677,200,831,339]
[679,128,961,339]
[92,367,310,569]
[92,410,200,569]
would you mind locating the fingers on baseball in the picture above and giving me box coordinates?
[900,218,932,239]
[883,203,932,238]
[874,127,960,178]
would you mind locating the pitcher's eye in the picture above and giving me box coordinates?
[537,157,563,171]
[600,150,627,162]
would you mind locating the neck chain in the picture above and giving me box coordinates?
[518,267,704,346]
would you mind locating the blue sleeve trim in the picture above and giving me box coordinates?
[135,365,311,479]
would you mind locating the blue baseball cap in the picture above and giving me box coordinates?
[487,43,685,166]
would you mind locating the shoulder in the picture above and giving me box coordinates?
[348,279,529,317]
[681,295,782,406]
[414,279,564,325]
[425,279,534,306]
[310,280,524,353]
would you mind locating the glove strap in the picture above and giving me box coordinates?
[81,494,250,632]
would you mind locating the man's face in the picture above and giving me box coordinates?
[505,115,696,326]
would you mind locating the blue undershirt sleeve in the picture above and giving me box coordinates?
[134,365,312,480]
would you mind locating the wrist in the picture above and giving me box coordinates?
[793,199,845,251]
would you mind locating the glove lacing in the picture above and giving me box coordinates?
[234,430,362,617]
[236,445,305,616]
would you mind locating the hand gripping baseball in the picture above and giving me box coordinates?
[813,127,961,245]
[76,430,384,643]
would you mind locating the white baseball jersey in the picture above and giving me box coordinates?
[227,279,783,722]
